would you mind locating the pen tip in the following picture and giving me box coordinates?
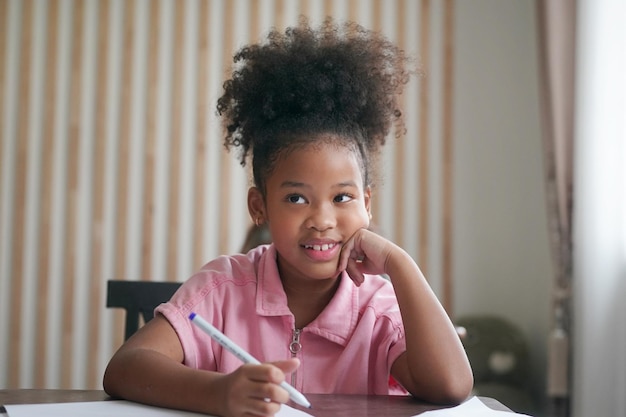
[189,312,196,320]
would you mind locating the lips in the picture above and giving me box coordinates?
[301,240,341,262]
[303,242,337,251]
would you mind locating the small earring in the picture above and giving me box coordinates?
[254,217,263,227]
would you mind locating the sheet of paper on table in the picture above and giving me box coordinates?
[417,396,533,417]
[4,396,533,417]
[5,400,314,417]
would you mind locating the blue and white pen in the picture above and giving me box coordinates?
[189,312,312,409]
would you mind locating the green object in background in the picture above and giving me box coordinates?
[456,315,535,414]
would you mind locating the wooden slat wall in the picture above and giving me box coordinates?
[0,0,455,389]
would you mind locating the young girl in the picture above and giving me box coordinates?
[103,18,473,417]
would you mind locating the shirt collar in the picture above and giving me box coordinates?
[256,244,357,346]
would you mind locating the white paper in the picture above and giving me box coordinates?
[5,400,313,417]
[417,397,533,417]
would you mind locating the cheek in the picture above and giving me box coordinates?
[267,215,298,240]
[343,207,370,228]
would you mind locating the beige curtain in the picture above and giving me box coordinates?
[536,1,576,416]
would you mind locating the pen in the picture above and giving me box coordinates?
[189,312,312,409]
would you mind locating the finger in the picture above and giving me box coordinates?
[237,365,280,388]
[224,368,286,417]
[239,363,293,404]
[242,395,283,417]
[270,358,300,375]
[241,360,301,413]
[337,243,353,272]
[345,259,365,286]
[233,380,288,416]
[338,233,363,272]
[249,381,290,405]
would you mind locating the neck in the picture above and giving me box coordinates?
[281,275,341,329]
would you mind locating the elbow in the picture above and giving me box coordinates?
[428,354,475,405]
[435,371,474,405]
[102,365,116,397]
[407,369,474,405]
[102,359,125,399]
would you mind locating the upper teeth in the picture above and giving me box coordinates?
[306,243,334,251]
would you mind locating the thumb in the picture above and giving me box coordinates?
[270,358,300,375]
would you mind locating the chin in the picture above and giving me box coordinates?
[301,265,341,281]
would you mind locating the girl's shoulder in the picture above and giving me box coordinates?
[174,245,272,302]
[355,273,400,317]
[155,246,274,342]
[199,244,269,270]
[358,273,395,294]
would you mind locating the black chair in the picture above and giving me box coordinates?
[106,279,182,340]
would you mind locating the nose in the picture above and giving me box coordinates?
[305,203,336,232]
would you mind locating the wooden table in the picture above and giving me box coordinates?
[0,389,511,416]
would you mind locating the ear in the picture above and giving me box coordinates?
[364,186,372,219]
[247,187,266,225]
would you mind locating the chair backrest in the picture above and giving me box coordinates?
[106,280,182,340]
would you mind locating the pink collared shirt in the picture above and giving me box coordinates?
[156,244,407,395]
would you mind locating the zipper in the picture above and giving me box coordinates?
[289,328,302,387]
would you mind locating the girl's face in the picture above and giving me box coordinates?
[250,137,371,284]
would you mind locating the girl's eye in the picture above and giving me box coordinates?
[287,194,307,204]
[334,193,353,203]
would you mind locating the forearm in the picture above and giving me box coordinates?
[386,248,473,403]
[103,347,226,415]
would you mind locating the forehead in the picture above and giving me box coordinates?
[267,140,364,188]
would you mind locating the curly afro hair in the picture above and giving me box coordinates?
[217,17,414,193]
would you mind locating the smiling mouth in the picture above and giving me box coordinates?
[303,243,338,251]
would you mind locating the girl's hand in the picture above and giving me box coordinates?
[337,228,395,286]
[219,358,300,417]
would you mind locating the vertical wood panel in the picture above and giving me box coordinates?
[176,0,199,278]
[9,0,32,388]
[150,0,174,282]
[73,0,101,388]
[112,0,133,357]
[166,2,183,278]
[45,0,73,387]
[22,0,50,387]
[347,0,360,22]
[193,0,210,270]
[86,0,109,387]
[141,1,159,281]
[323,0,333,17]
[113,0,133,282]
[0,0,7,166]
[100,0,125,369]
[0,0,20,389]
[60,0,82,388]
[418,0,431,274]
[35,0,58,388]
[370,0,383,225]
[0,2,7,384]
[394,0,407,247]
[274,0,286,31]
[125,0,149,286]
[218,0,234,255]
[400,0,420,259]
[441,0,455,314]
[201,0,225,260]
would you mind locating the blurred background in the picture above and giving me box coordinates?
[1,2,624,417]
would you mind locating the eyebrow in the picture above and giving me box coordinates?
[280,180,307,188]
[279,180,358,188]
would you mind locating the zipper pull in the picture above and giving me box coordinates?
[289,328,302,357]
[289,328,302,387]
